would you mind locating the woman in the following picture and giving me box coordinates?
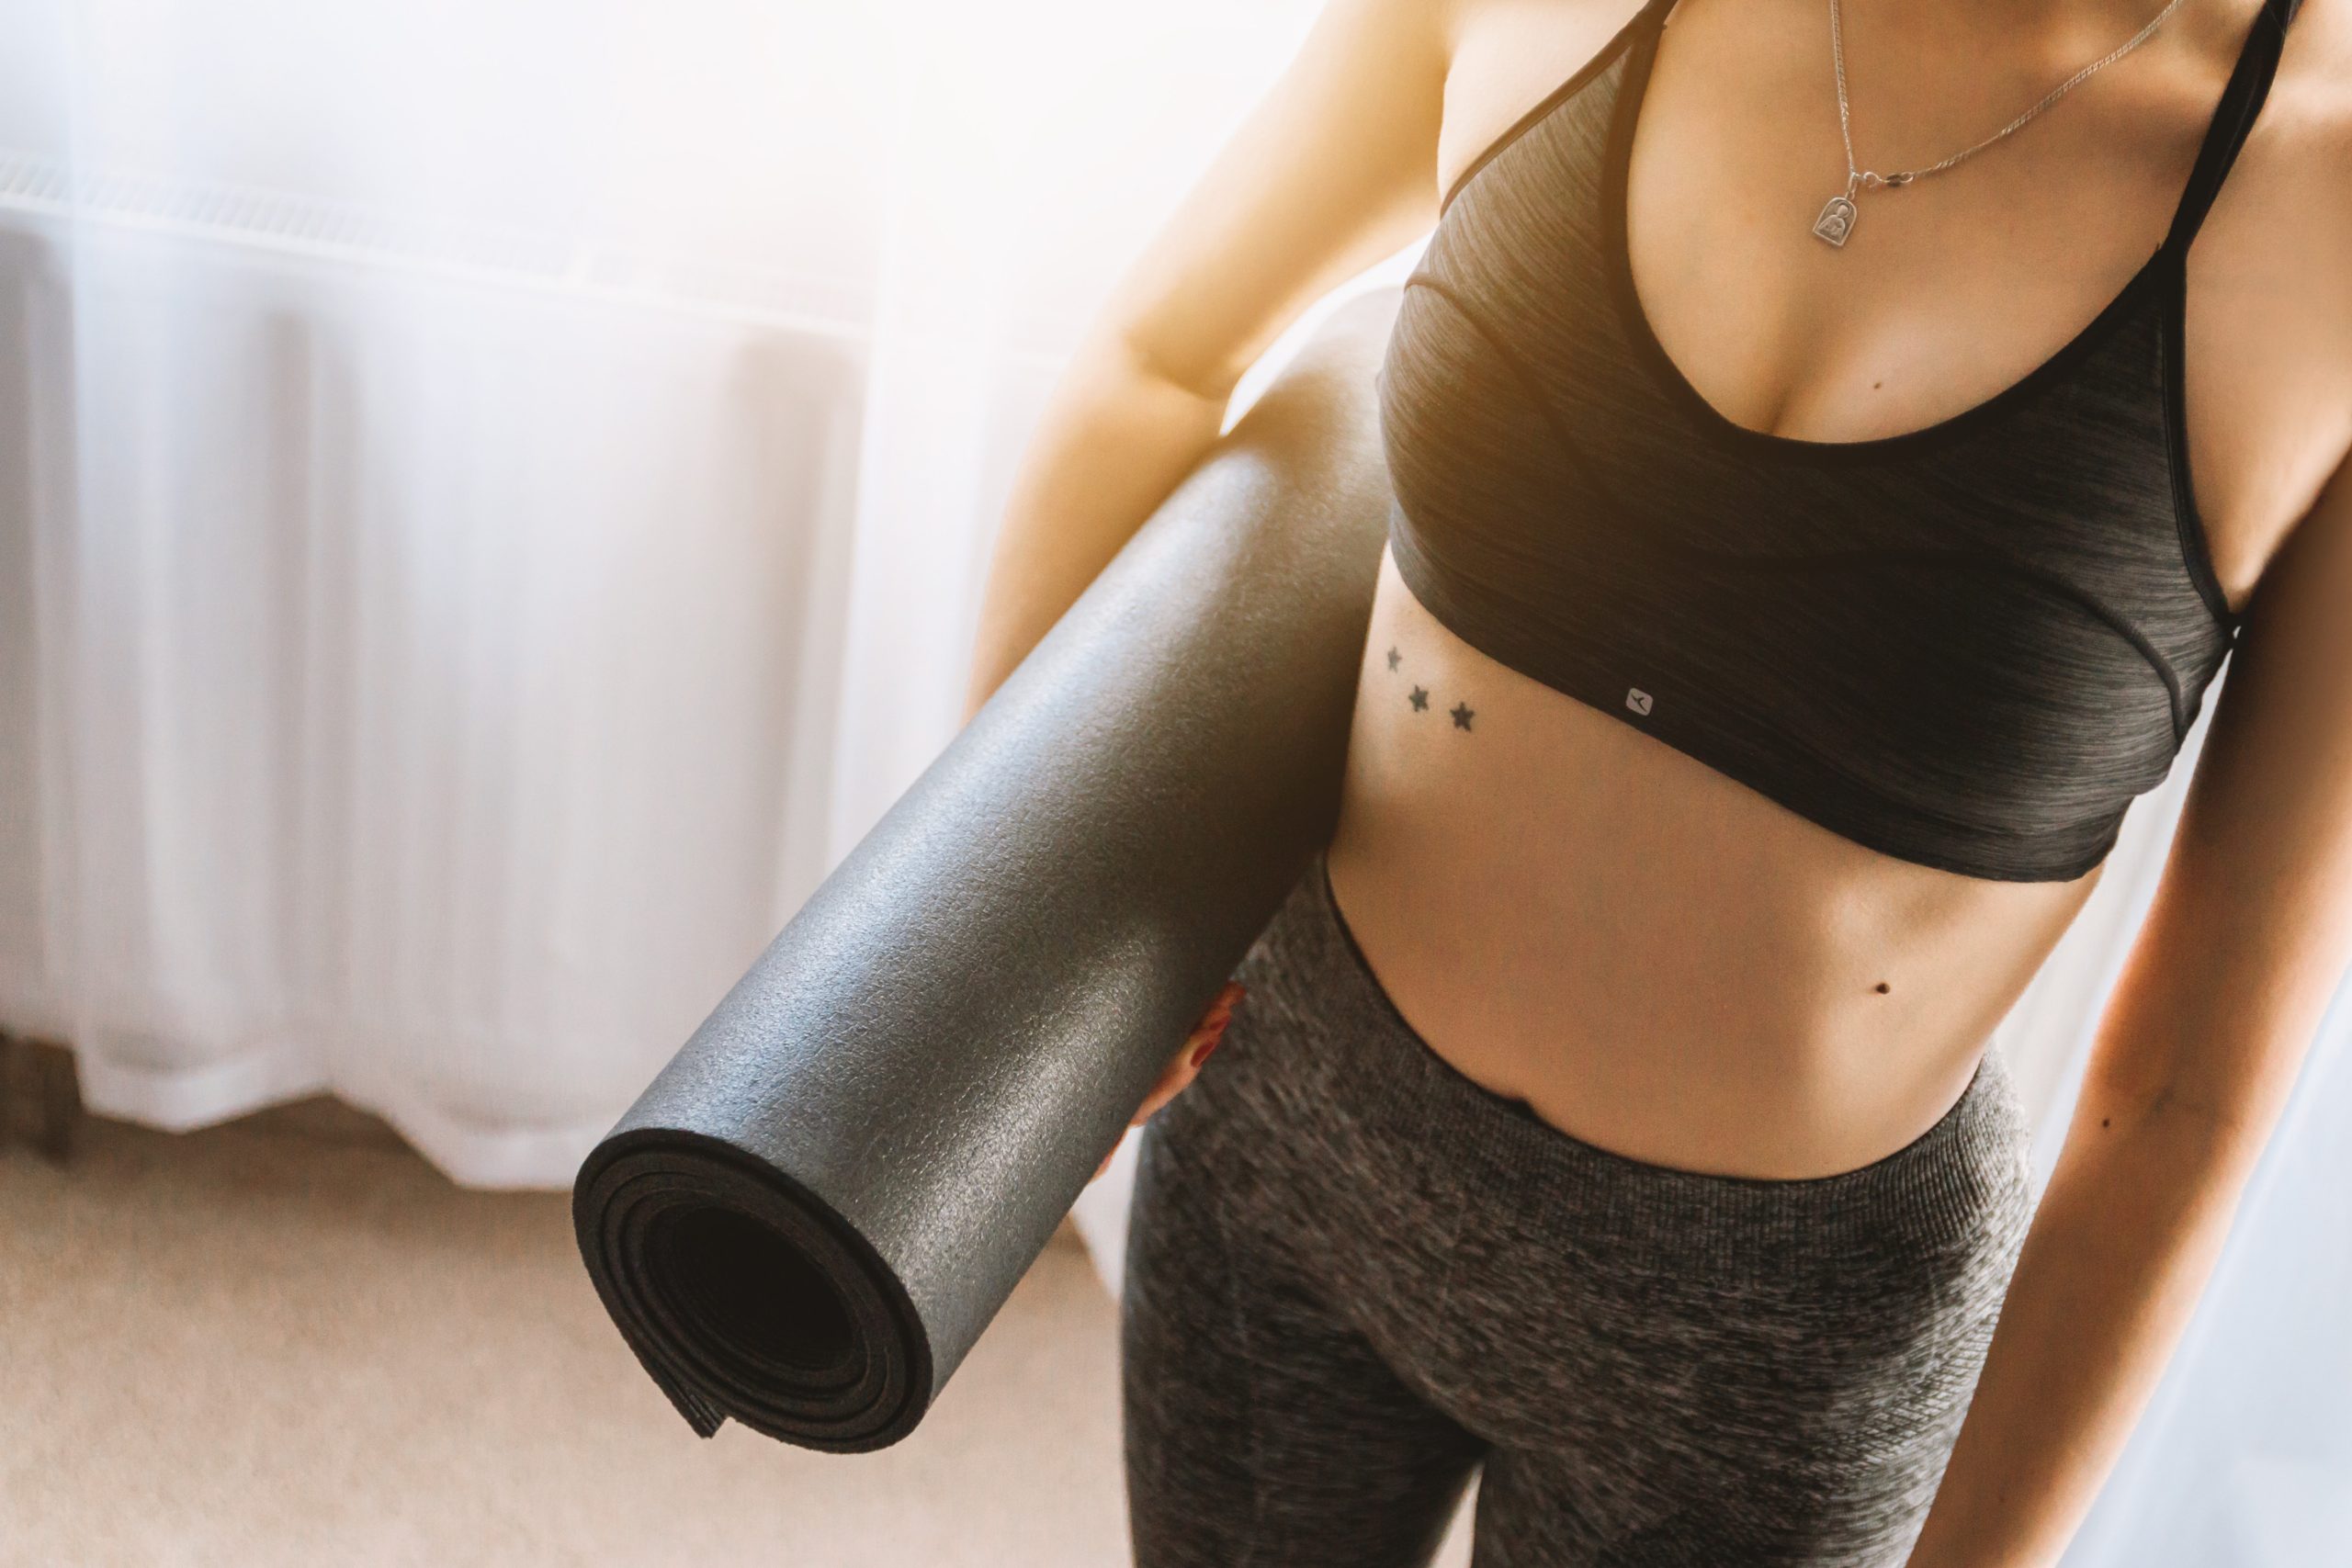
[966,0,2350,1561]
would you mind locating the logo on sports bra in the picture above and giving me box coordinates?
[1625,687,1654,716]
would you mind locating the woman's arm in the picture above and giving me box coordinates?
[1906,445,2352,1567]
[960,0,1453,721]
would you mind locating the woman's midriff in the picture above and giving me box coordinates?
[1322,542,2103,1180]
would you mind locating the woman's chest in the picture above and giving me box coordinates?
[1430,0,2347,615]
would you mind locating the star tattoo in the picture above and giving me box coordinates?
[1451,701,1475,731]
[1408,685,1430,712]
[1385,646,1401,672]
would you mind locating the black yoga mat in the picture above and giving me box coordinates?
[573,288,1401,1453]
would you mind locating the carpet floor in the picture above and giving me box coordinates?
[2,1100,1478,1567]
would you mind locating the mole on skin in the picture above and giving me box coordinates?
[1874,980,1892,993]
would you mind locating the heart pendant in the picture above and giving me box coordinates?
[1812,194,1858,247]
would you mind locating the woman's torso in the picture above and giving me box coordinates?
[1326,0,2344,1178]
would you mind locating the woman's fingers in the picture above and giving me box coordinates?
[1146,980,1246,1111]
[1089,981,1250,1182]
[1182,981,1249,1069]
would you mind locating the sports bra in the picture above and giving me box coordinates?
[1374,0,2301,882]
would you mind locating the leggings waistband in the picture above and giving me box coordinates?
[1222,848,2035,1275]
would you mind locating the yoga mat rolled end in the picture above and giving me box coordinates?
[575,1128,938,1452]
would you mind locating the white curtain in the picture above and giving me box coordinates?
[1,2,2342,1553]
[0,0,1322,1179]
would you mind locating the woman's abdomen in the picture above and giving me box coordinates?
[1322,543,2099,1179]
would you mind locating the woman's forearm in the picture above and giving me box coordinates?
[961,332,1233,724]
[1904,1072,2273,1568]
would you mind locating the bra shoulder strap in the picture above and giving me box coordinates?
[2159,0,2301,256]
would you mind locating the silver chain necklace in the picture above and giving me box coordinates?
[1813,0,2196,247]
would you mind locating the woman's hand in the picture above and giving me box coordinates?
[1092,981,1248,1180]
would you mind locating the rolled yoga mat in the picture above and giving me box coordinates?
[572,288,1402,1452]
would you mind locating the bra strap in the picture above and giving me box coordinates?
[2158,0,2300,256]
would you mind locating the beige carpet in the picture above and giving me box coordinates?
[0,1100,1476,1567]
[0,1100,1130,1567]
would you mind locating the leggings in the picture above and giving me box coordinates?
[1121,849,2034,1568]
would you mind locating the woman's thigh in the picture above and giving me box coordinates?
[1436,1063,2034,1568]
[1121,1097,1485,1568]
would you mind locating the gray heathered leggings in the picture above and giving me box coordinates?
[1122,849,2034,1568]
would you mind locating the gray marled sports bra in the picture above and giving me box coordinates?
[1375,0,2298,881]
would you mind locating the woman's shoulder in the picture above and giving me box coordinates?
[2124,0,2350,625]
[2254,0,2352,219]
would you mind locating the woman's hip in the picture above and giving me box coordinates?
[1146,844,2036,1463]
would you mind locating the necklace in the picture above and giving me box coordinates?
[1813,0,2196,247]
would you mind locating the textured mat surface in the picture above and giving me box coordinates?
[573,292,1403,1450]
